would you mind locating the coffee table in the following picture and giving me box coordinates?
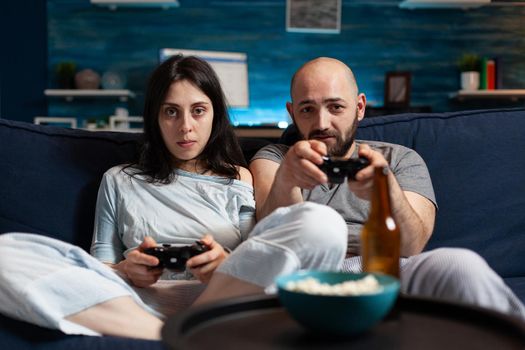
[162,294,525,349]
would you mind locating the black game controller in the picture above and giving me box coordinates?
[318,156,370,183]
[143,241,209,272]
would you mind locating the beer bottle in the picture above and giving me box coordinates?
[361,166,400,278]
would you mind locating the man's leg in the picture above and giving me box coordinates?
[401,248,525,319]
[195,202,347,305]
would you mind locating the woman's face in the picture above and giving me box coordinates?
[158,79,214,171]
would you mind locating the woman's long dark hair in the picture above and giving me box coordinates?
[127,55,247,184]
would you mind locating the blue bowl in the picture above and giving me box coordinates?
[276,271,400,336]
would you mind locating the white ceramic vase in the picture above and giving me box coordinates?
[460,71,480,91]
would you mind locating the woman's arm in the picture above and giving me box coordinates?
[91,171,163,287]
[90,172,127,263]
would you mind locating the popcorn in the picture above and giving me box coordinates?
[285,275,382,296]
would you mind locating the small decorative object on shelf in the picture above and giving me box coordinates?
[458,53,480,91]
[55,61,77,89]
[101,71,126,90]
[85,118,98,130]
[384,71,412,108]
[75,69,101,89]
[109,115,144,131]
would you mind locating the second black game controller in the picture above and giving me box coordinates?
[318,156,370,183]
[143,241,209,272]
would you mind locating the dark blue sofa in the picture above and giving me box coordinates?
[279,107,525,301]
[0,119,269,349]
[1,107,524,348]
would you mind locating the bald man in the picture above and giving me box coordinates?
[250,57,525,319]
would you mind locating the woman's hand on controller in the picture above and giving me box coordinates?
[187,234,229,284]
[117,236,164,288]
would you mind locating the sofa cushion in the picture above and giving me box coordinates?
[505,277,525,306]
[0,312,166,350]
[0,119,141,251]
[356,108,525,280]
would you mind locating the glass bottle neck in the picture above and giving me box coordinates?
[370,166,392,218]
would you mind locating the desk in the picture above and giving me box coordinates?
[233,127,284,140]
[162,295,525,349]
[450,89,525,102]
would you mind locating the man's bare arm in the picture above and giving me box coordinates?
[387,174,436,256]
[250,158,302,220]
[351,144,436,256]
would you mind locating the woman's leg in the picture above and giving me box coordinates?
[195,202,347,305]
[65,296,163,340]
[0,233,162,338]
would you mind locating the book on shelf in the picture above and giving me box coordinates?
[486,59,495,90]
[494,57,503,89]
[479,56,501,90]
[480,57,487,90]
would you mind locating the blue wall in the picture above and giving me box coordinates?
[46,0,525,126]
[1,1,47,123]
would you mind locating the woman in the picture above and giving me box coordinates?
[0,55,347,340]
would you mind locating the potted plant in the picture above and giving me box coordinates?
[458,54,480,91]
[55,61,77,89]
[85,117,98,130]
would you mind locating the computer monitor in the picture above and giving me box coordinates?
[159,48,290,128]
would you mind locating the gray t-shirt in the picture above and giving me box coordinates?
[252,141,437,256]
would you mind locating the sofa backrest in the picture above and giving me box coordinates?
[0,120,141,250]
[0,119,269,251]
[281,107,525,278]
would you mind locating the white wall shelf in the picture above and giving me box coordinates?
[90,0,179,10]
[81,127,144,133]
[42,90,136,128]
[400,0,489,10]
[57,126,285,139]
[450,89,525,102]
[44,89,135,102]
[34,117,78,129]
[400,0,525,10]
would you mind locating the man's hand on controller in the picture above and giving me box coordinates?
[348,144,390,201]
[119,236,164,288]
[186,234,229,284]
[278,140,328,189]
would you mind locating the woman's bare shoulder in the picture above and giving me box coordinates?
[237,166,253,186]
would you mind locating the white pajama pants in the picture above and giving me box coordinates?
[0,202,347,336]
[341,249,525,319]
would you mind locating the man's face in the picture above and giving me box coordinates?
[287,63,366,159]
[308,110,359,157]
